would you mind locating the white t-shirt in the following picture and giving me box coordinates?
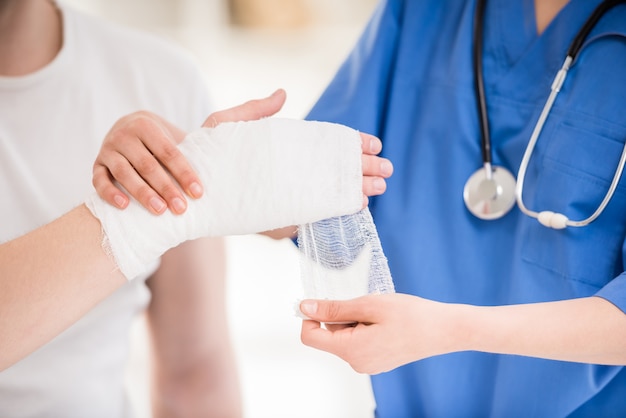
[0,3,212,417]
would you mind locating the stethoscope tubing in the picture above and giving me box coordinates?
[516,54,626,228]
[472,0,491,171]
[471,0,626,229]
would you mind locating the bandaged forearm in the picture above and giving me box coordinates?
[85,118,362,280]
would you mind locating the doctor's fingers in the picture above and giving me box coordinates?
[300,320,354,355]
[300,320,340,353]
[362,157,393,198]
[362,154,393,179]
[202,89,286,128]
[300,320,378,373]
[360,132,383,155]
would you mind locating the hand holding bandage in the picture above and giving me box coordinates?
[87,117,376,279]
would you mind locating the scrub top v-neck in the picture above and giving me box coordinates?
[307,0,626,417]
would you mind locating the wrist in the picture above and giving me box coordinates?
[440,302,483,355]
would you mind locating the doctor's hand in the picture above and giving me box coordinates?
[262,127,393,239]
[203,91,393,207]
[299,294,461,375]
[204,93,393,207]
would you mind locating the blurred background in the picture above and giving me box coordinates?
[62,1,378,417]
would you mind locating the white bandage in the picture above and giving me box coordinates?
[86,118,363,280]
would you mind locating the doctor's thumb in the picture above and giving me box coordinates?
[300,299,356,323]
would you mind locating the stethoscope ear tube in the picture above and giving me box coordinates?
[567,0,626,59]
[514,56,572,226]
[464,0,520,221]
[472,0,491,167]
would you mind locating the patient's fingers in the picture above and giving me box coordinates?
[93,112,200,215]
[92,164,129,209]
[131,127,201,210]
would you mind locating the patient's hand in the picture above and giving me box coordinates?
[92,110,196,215]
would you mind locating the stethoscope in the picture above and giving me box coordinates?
[463,0,626,229]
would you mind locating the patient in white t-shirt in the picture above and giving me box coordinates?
[0,2,392,417]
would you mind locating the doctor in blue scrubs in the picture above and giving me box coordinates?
[299,0,626,416]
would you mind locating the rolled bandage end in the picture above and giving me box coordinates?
[86,118,364,280]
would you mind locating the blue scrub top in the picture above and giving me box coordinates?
[307,0,626,416]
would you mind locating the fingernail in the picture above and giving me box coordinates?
[369,138,378,153]
[380,160,393,176]
[189,182,203,198]
[113,194,127,208]
[171,197,186,213]
[373,178,386,193]
[300,301,318,315]
[150,197,166,213]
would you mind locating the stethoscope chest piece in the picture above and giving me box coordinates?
[463,165,516,220]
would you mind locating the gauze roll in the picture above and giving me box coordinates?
[297,208,394,300]
[295,207,395,321]
[86,118,363,279]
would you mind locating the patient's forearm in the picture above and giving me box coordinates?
[0,204,126,371]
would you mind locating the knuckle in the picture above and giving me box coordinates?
[136,185,156,203]
[133,110,152,119]
[107,160,134,183]
[300,329,311,346]
[130,111,156,132]
[92,162,107,177]
[175,167,196,184]
[135,155,159,175]
[352,362,373,375]
[361,155,372,172]
[92,172,109,190]
[92,173,104,190]
[324,301,343,320]
[101,185,120,202]
[351,362,366,374]
[159,183,181,199]
[158,143,181,164]
[106,128,127,147]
